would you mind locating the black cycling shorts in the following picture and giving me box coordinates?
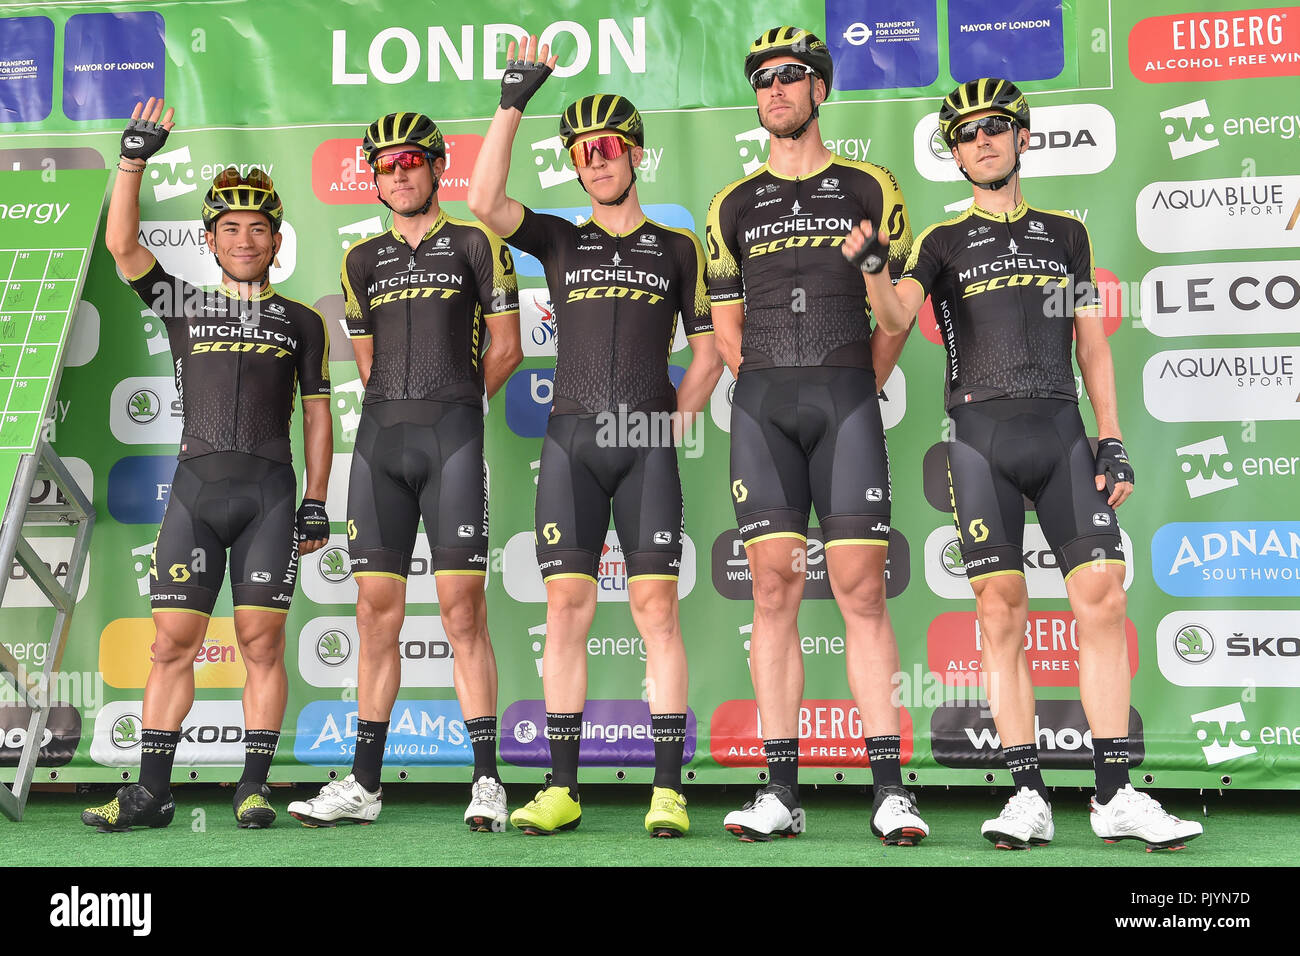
[346,399,489,580]
[150,452,298,615]
[729,366,891,548]
[947,398,1124,583]
[534,414,683,582]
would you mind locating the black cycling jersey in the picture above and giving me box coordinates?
[900,200,1100,411]
[705,156,912,370]
[128,258,331,463]
[505,208,712,415]
[341,211,519,406]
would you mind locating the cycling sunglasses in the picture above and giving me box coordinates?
[954,115,1016,143]
[371,149,431,175]
[749,63,815,90]
[568,134,634,168]
[213,166,274,190]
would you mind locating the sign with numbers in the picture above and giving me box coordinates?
[0,170,107,513]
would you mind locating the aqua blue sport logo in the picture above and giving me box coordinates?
[507,204,696,278]
[1152,521,1300,597]
[107,455,178,523]
[293,700,471,766]
[499,700,697,767]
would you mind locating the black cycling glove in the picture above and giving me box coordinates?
[500,58,553,112]
[296,498,330,542]
[120,115,170,161]
[847,224,890,275]
[1095,438,1134,487]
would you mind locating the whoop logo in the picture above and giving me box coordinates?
[1161,99,1220,158]
[1190,702,1257,765]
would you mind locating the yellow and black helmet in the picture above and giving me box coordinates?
[361,112,445,166]
[938,78,1031,148]
[559,94,643,150]
[201,167,283,233]
[745,26,833,90]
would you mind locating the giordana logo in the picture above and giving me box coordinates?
[1129,9,1300,84]
[1191,702,1256,766]
[1159,610,1300,687]
[1177,436,1238,498]
[913,104,1116,183]
[1135,176,1300,253]
[1141,261,1300,337]
[111,713,141,750]
[1152,521,1300,597]
[1161,99,1219,158]
[1143,347,1299,422]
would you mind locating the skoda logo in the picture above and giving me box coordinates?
[111,714,143,750]
[941,539,966,577]
[318,546,352,583]
[929,128,951,161]
[1174,624,1214,664]
[315,629,352,666]
[127,388,160,424]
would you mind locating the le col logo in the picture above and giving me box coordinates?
[912,104,1116,182]
[1140,260,1300,337]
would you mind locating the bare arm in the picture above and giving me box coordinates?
[299,396,334,555]
[482,311,523,398]
[710,302,745,379]
[676,333,724,417]
[1075,309,1131,506]
[843,220,924,336]
[869,320,915,391]
[467,37,556,237]
[106,98,173,278]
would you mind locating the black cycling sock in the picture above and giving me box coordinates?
[138,729,180,797]
[1092,737,1131,804]
[351,719,388,793]
[650,713,687,791]
[239,729,280,785]
[1003,742,1048,801]
[465,715,499,781]
[546,712,583,794]
[865,735,903,788]
[762,737,799,799]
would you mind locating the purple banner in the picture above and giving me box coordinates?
[501,699,697,766]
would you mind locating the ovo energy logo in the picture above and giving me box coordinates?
[735,126,771,176]
[1161,99,1219,158]
[1176,436,1239,498]
[533,136,578,189]
[1190,702,1257,766]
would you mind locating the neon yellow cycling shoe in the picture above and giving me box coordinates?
[644,786,689,837]
[510,786,581,835]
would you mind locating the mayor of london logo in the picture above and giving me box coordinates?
[315,629,352,666]
[127,388,160,424]
[318,546,352,583]
[1174,624,1214,664]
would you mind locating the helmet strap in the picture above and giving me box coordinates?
[371,151,440,218]
[577,155,637,206]
[764,86,820,141]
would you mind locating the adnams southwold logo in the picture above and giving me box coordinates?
[1190,702,1257,766]
[1174,432,1298,499]
[1135,176,1300,253]
[1140,260,1300,337]
[1159,611,1300,687]
[1152,521,1300,597]
[913,104,1116,182]
[1143,347,1299,422]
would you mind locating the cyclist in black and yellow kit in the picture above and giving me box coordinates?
[707,27,927,844]
[85,98,333,832]
[470,36,722,837]
[845,78,1202,851]
[289,112,522,831]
